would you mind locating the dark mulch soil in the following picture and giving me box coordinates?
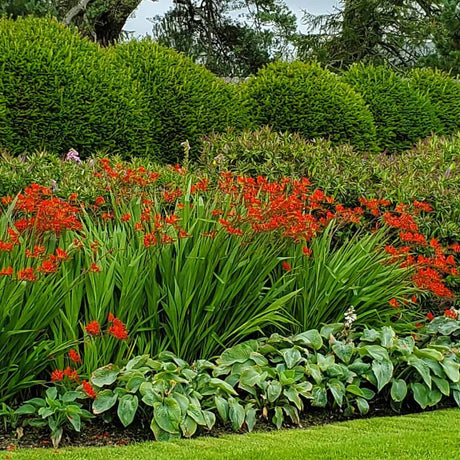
[0,401,456,451]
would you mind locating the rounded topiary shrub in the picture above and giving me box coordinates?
[239,61,378,152]
[0,17,155,158]
[408,68,460,135]
[343,64,442,153]
[109,40,250,163]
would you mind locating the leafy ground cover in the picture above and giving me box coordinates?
[4,409,459,459]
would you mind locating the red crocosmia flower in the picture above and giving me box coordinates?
[108,316,128,340]
[134,222,143,231]
[302,246,312,256]
[0,267,13,276]
[415,322,424,329]
[450,243,460,253]
[69,193,78,201]
[64,366,79,382]
[85,320,100,336]
[69,349,82,363]
[38,259,58,274]
[55,248,69,260]
[389,298,400,308]
[282,261,292,271]
[426,312,435,321]
[179,230,189,238]
[173,164,185,175]
[89,262,101,273]
[17,267,37,281]
[95,196,105,206]
[411,295,417,304]
[82,380,96,399]
[108,312,115,322]
[51,369,64,382]
[143,233,157,247]
[121,213,131,222]
[444,309,458,320]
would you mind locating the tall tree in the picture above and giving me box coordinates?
[0,0,148,45]
[151,0,297,76]
[297,0,443,69]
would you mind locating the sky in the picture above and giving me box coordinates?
[123,0,339,37]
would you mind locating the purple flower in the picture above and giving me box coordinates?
[66,148,81,163]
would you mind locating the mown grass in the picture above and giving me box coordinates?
[6,409,460,460]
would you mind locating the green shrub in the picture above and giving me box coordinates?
[0,17,154,158]
[109,39,250,163]
[343,64,442,152]
[240,61,378,151]
[409,68,460,135]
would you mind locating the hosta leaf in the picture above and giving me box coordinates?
[215,396,229,422]
[187,404,206,426]
[453,390,460,407]
[411,383,429,409]
[283,405,300,425]
[441,358,459,383]
[228,399,245,431]
[327,379,345,406]
[380,327,395,348]
[202,410,216,430]
[319,324,343,339]
[240,367,261,387]
[356,397,369,415]
[359,345,389,362]
[180,416,197,438]
[414,347,443,362]
[312,386,327,407]
[427,389,442,407]
[432,376,450,396]
[15,404,36,415]
[218,341,258,365]
[372,360,394,391]
[117,395,138,427]
[153,398,181,433]
[172,393,189,415]
[283,387,303,410]
[267,380,282,403]
[91,365,119,387]
[245,406,257,432]
[150,418,178,441]
[272,406,284,429]
[332,342,354,364]
[67,414,81,432]
[391,379,407,402]
[92,390,118,415]
[408,357,432,389]
[360,328,381,342]
[209,378,238,395]
[296,330,323,350]
[281,348,302,369]
[397,336,415,355]
[317,353,335,371]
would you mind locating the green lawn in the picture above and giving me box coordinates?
[5,409,460,460]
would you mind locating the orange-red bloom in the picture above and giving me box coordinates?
[69,349,82,364]
[85,320,100,336]
[82,380,96,399]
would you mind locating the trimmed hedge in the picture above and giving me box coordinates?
[343,64,442,152]
[0,16,155,159]
[409,68,460,135]
[240,61,378,151]
[109,40,250,163]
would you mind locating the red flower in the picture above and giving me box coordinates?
[95,196,105,206]
[51,369,64,382]
[121,213,131,222]
[415,322,424,329]
[302,246,312,257]
[444,309,458,320]
[426,312,434,321]
[108,316,128,340]
[17,267,37,281]
[282,261,292,271]
[0,267,13,276]
[89,262,101,273]
[82,380,96,399]
[108,312,115,322]
[85,320,100,336]
[64,366,79,381]
[55,248,69,260]
[389,298,400,308]
[69,349,82,364]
